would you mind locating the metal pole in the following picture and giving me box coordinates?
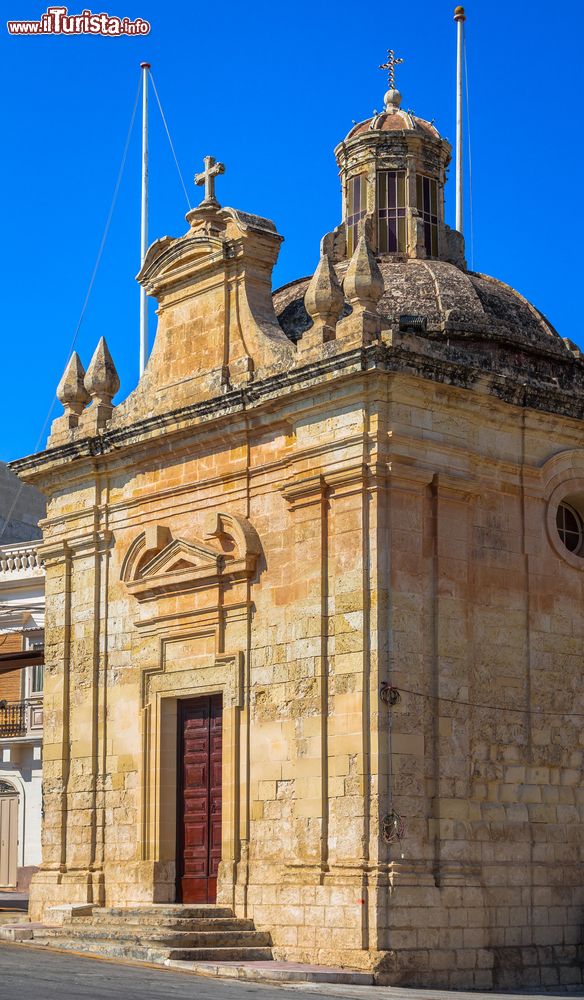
[454,7,466,235]
[139,61,150,376]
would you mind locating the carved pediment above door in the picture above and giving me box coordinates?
[121,510,261,603]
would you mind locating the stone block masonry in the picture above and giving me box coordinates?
[10,76,584,986]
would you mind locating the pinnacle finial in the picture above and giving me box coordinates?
[343,230,384,312]
[57,352,90,416]
[304,253,344,341]
[84,336,120,405]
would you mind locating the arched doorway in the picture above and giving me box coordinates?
[0,779,19,888]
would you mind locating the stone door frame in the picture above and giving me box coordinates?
[141,640,243,906]
[176,693,223,904]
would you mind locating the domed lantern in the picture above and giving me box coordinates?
[334,50,463,265]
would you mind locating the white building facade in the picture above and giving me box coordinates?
[0,541,44,890]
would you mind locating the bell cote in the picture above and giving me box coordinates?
[334,50,465,266]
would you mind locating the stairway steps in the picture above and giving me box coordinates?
[35,903,273,966]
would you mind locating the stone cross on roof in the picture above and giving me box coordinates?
[195,155,226,208]
[379,49,404,90]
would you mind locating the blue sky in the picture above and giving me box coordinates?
[1,0,582,461]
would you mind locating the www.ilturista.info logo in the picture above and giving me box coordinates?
[7,6,151,34]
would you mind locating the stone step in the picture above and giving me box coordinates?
[33,936,171,963]
[166,947,274,962]
[33,935,273,965]
[72,904,234,922]
[150,931,271,949]
[67,916,256,932]
[41,925,270,948]
[165,960,375,986]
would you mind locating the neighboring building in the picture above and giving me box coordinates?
[11,63,584,988]
[0,461,44,544]
[0,464,45,891]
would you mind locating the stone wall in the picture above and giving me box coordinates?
[19,364,584,987]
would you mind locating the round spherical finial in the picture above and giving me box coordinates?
[453,5,466,20]
[384,88,402,112]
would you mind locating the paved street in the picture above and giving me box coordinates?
[1,943,584,1000]
[1,943,273,1000]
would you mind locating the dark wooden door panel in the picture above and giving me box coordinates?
[177,695,222,903]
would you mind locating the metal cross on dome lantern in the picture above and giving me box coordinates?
[379,49,404,90]
[195,155,226,208]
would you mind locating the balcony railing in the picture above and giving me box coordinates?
[0,701,25,737]
[0,699,43,738]
[0,543,44,576]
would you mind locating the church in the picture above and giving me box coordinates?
[11,53,584,989]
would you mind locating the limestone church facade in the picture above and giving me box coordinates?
[12,66,584,988]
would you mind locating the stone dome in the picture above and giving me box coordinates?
[273,258,572,364]
[344,107,442,142]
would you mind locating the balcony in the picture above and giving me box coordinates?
[0,543,44,578]
[0,699,43,739]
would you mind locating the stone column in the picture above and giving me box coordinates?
[430,473,480,887]
[281,474,330,880]
[324,464,373,958]
[28,541,72,921]
[60,532,109,907]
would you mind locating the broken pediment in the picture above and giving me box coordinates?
[137,232,228,297]
[125,200,295,416]
[121,511,261,603]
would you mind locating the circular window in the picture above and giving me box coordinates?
[546,474,584,568]
[556,501,584,555]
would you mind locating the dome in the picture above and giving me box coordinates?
[334,63,453,263]
[285,47,574,378]
[273,258,572,364]
[345,108,442,142]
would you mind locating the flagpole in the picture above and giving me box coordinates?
[139,61,150,376]
[454,7,465,235]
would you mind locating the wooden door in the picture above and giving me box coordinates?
[177,695,222,903]
[0,792,18,888]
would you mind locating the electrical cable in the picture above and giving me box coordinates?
[0,73,141,545]
[148,70,192,211]
[393,685,584,721]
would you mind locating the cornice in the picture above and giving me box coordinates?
[38,527,113,564]
[10,343,584,485]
